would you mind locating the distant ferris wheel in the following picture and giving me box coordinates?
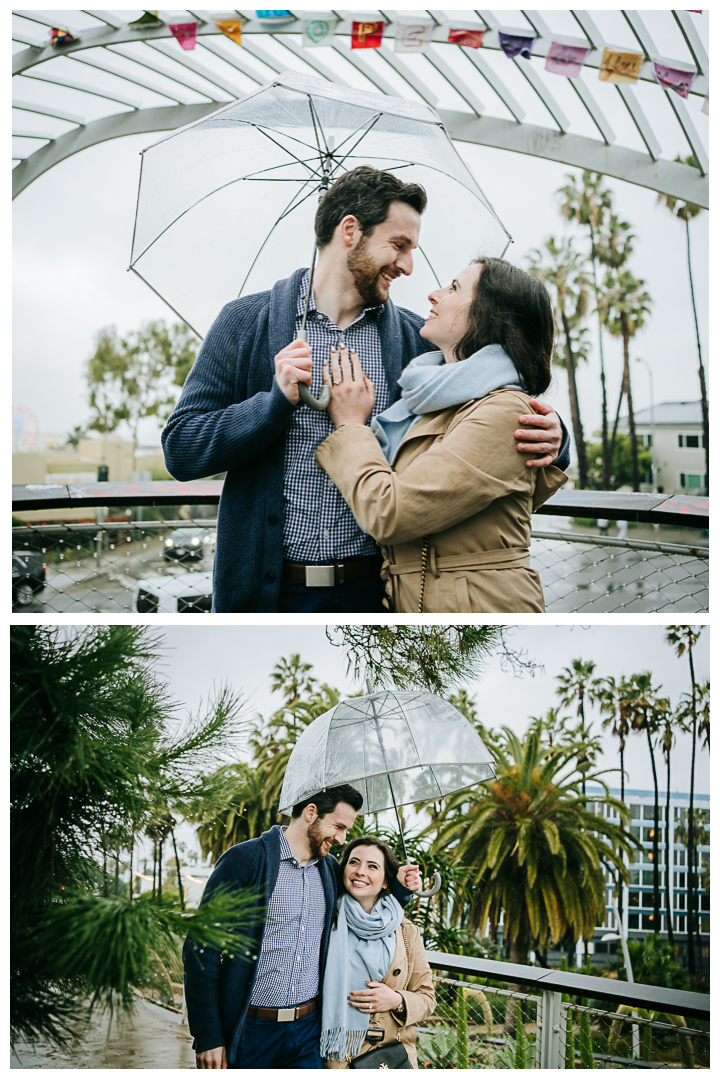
[12,404,38,453]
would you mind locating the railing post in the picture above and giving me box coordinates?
[539,989,564,1069]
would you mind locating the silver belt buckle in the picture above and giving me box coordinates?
[305,565,335,587]
[277,1007,296,1022]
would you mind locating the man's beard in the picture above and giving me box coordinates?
[347,236,391,307]
[307,818,331,859]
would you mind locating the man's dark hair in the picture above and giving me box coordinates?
[314,166,427,249]
[454,257,554,396]
[291,782,363,819]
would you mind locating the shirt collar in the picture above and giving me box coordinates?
[280,825,318,868]
[296,268,385,323]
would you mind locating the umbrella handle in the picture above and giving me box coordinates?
[297,328,331,411]
[415,872,442,898]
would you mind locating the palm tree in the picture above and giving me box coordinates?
[597,268,652,491]
[598,676,632,806]
[666,627,703,983]
[556,659,603,797]
[657,156,708,491]
[622,673,669,932]
[528,237,591,487]
[658,708,683,947]
[431,729,635,978]
[558,171,614,485]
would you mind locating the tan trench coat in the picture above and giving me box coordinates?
[323,918,435,1069]
[315,389,567,613]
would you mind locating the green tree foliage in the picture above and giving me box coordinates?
[657,155,708,490]
[528,237,591,487]
[11,625,255,1046]
[584,432,653,490]
[431,729,636,968]
[616,935,689,992]
[86,320,197,447]
[556,659,603,797]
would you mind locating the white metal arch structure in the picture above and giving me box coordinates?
[13,9,709,206]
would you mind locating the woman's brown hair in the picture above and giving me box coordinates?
[333,836,401,927]
[453,257,554,396]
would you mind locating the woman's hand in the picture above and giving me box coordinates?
[323,345,375,428]
[348,981,403,1014]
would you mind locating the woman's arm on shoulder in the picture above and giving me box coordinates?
[394,922,435,1026]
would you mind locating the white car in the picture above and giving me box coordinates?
[133,570,213,613]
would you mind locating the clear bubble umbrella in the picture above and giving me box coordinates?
[278,690,496,896]
[129,70,511,409]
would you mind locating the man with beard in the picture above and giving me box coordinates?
[183,784,420,1069]
[162,167,568,612]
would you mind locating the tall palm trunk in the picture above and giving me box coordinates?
[618,737,626,925]
[685,218,709,491]
[664,748,674,947]
[171,827,185,911]
[622,322,641,491]
[646,729,661,929]
[560,310,588,487]
[589,222,611,486]
[686,648,698,983]
[504,930,529,1034]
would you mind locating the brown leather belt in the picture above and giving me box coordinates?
[247,997,319,1022]
[282,555,382,587]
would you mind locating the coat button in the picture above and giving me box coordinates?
[267,513,278,525]
[264,571,276,583]
[393,968,401,976]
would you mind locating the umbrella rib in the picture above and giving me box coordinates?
[227,116,323,157]
[128,267,204,340]
[248,124,322,175]
[331,112,382,157]
[275,182,328,223]
[307,95,329,157]
[330,115,384,175]
[236,177,321,297]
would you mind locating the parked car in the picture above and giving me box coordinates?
[134,570,213,613]
[13,551,47,607]
[162,527,215,562]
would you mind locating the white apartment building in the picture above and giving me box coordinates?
[620,401,706,495]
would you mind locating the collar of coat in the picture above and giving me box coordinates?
[268,268,406,391]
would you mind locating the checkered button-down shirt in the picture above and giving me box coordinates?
[283,270,391,563]
[250,826,327,1008]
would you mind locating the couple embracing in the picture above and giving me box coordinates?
[163,166,569,614]
[184,784,434,1069]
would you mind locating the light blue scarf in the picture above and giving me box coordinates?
[371,343,524,464]
[320,892,403,1062]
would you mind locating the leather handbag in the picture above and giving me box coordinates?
[349,1041,413,1069]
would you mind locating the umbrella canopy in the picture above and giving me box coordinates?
[278,690,495,817]
[130,70,511,339]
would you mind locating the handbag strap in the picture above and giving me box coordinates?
[418,538,429,613]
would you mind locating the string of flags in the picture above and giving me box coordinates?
[41,11,708,109]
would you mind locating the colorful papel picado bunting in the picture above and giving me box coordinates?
[653,61,697,98]
[395,19,434,53]
[498,32,535,60]
[302,18,338,48]
[447,28,485,49]
[49,27,76,46]
[598,47,644,84]
[168,22,198,50]
[129,11,163,29]
[351,21,384,50]
[545,41,591,78]
[213,19,243,45]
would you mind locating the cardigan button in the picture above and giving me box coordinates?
[267,513,278,526]
[393,968,401,976]
[264,571,276,583]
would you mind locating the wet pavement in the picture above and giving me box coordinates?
[10,999,196,1069]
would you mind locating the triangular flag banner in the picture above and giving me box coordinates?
[168,22,197,50]
[498,32,535,60]
[214,19,243,45]
[545,41,590,78]
[129,11,163,29]
[50,27,76,46]
[256,10,292,19]
[351,21,384,49]
[302,18,337,47]
[653,61,697,98]
[599,47,644,84]
[448,28,485,49]
[395,19,434,53]
[702,94,708,115]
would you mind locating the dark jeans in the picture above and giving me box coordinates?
[278,576,386,613]
[231,1008,322,1070]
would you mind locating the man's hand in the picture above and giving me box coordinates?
[195,1046,227,1069]
[274,338,313,405]
[348,981,404,1014]
[514,399,562,468]
[396,863,421,891]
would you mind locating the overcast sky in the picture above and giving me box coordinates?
[13,46,708,460]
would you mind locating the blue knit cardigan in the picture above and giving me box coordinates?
[182,825,412,1064]
[162,268,570,612]
[162,268,435,612]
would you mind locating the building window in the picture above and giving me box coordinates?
[678,433,705,449]
[627,913,639,930]
[674,914,686,933]
[700,917,710,934]
[674,872,686,888]
[700,894,710,912]
[630,805,642,820]
[642,914,657,930]
[675,849,686,866]
[629,869,640,885]
[675,892,687,910]
[679,472,706,490]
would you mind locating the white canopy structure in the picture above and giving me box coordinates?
[13,10,708,205]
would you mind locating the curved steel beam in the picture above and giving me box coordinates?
[13,101,708,207]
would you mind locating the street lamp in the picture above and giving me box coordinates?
[637,358,657,490]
